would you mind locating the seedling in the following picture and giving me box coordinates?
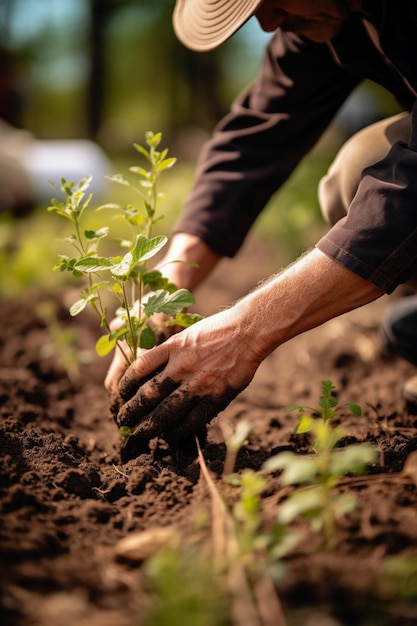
[264,380,378,548]
[197,437,288,624]
[221,419,252,477]
[48,131,203,368]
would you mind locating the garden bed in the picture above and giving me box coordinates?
[2,236,417,626]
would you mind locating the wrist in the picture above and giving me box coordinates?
[156,232,221,291]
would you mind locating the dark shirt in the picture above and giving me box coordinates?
[174,1,417,293]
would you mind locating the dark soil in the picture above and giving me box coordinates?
[2,236,417,626]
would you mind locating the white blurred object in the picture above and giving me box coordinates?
[21,138,113,201]
[0,119,113,213]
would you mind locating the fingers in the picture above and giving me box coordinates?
[110,311,257,448]
[130,387,198,442]
[118,375,243,444]
[117,375,179,428]
[163,386,242,444]
[118,342,171,401]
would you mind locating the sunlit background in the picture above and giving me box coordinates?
[0,0,402,296]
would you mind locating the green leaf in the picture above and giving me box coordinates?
[285,403,311,413]
[124,206,148,229]
[69,290,102,316]
[129,166,149,178]
[111,283,123,296]
[329,444,377,476]
[227,420,252,452]
[331,492,358,518]
[144,289,195,317]
[263,451,295,473]
[319,395,338,411]
[47,197,72,220]
[157,147,168,162]
[156,157,177,172]
[134,142,150,160]
[69,298,90,316]
[84,227,109,240]
[132,234,167,263]
[77,175,93,194]
[277,487,323,525]
[263,451,318,485]
[62,235,78,245]
[142,269,169,291]
[96,333,118,356]
[313,421,345,451]
[280,457,319,486]
[74,256,114,272]
[145,131,162,147]
[345,402,362,416]
[111,251,134,278]
[139,326,156,349]
[106,173,131,188]
[87,281,109,293]
[321,380,336,396]
[144,200,154,219]
[96,202,125,212]
[119,426,132,438]
[295,414,314,434]
[109,322,130,343]
[163,312,204,328]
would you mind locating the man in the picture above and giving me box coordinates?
[106,1,417,448]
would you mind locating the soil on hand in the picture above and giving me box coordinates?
[2,236,417,626]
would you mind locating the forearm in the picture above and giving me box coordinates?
[235,248,384,361]
[155,232,222,291]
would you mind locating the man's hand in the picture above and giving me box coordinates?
[104,308,183,424]
[109,248,383,447]
[114,307,262,444]
[104,232,222,415]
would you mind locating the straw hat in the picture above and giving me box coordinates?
[173,0,264,51]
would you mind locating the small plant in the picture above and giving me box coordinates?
[143,544,229,626]
[221,420,300,579]
[221,419,252,478]
[48,131,202,368]
[197,436,288,625]
[264,380,378,548]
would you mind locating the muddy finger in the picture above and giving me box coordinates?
[117,376,179,428]
[119,344,171,401]
[164,385,243,445]
[131,388,198,442]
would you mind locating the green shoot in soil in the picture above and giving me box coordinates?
[264,380,378,548]
[48,131,202,367]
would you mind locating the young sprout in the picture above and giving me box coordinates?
[48,131,203,369]
[222,420,252,477]
[263,380,377,548]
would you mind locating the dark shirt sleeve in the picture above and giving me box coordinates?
[173,30,360,257]
[317,101,417,294]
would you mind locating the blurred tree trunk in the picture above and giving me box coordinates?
[87,0,129,139]
[87,0,226,141]
[0,0,26,126]
[157,1,225,135]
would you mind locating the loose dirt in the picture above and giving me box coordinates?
[2,235,417,626]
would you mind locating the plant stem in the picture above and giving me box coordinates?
[223,449,238,478]
[122,281,137,362]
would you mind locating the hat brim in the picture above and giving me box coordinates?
[173,0,264,52]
